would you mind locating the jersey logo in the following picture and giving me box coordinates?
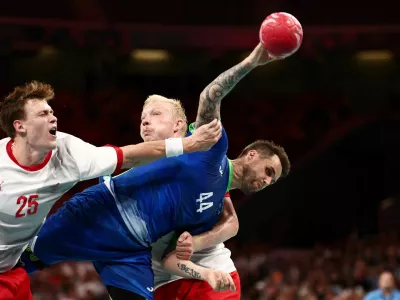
[214,202,223,217]
[219,166,223,176]
[147,287,154,292]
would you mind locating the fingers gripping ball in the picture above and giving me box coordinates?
[259,12,303,58]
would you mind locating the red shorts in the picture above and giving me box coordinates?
[0,267,33,300]
[154,271,241,300]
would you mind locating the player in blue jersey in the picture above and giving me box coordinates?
[23,43,291,300]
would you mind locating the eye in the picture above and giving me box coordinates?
[266,168,272,176]
[153,111,161,115]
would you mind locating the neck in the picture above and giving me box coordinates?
[229,158,244,190]
[12,138,48,166]
[383,288,393,296]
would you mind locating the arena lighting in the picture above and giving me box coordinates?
[38,45,57,56]
[131,49,170,62]
[355,50,393,61]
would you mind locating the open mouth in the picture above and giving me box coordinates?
[49,127,57,136]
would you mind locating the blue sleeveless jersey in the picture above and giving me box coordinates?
[107,123,232,248]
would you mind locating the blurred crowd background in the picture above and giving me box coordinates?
[0,0,399,299]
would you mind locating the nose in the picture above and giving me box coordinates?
[264,177,272,186]
[141,116,150,126]
[50,114,57,123]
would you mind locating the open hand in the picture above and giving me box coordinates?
[205,269,236,292]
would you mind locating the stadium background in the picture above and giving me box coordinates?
[0,1,399,299]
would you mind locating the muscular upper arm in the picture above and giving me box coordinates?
[195,88,222,129]
[189,194,239,252]
[214,195,239,240]
[221,196,239,235]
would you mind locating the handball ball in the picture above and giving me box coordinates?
[259,12,303,58]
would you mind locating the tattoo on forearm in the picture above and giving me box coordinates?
[196,62,254,128]
[177,262,201,279]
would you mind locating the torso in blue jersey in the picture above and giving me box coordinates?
[104,123,232,248]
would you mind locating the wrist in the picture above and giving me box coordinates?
[165,138,184,157]
[182,136,196,153]
[192,237,201,252]
[243,57,258,68]
[201,269,211,282]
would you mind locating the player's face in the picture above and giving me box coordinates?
[140,102,180,141]
[240,150,283,194]
[16,99,58,151]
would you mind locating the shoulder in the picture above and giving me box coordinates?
[53,131,87,160]
[0,137,10,151]
[364,290,381,300]
[0,137,10,146]
[55,132,92,153]
[55,131,78,145]
[0,137,10,161]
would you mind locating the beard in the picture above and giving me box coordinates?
[240,165,262,195]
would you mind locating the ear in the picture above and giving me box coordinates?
[246,150,257,161]
[13,120,26,135]
[173,119,184,134]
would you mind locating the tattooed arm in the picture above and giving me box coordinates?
[162,252,236,292]
[194,43,274,128]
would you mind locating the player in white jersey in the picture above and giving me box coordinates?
[0,80,221,300]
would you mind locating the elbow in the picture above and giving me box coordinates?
[231,217,239,238]
[225,215,239,239]
[161,255,170,269]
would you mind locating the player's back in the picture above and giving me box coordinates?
[107,125,231,248]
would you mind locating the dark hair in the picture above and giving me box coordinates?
[0,81,55,137]
[238,140,291,178]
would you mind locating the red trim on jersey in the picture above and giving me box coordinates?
[6,140,52,172]
[105,144,123,174]
[225,192,230,197]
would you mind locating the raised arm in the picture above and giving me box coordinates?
[195,43,274,128]
[120,119,221,169]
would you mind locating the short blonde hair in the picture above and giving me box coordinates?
[144,95,188,136]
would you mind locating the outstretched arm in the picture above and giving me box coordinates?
[195,43,274,128]
[120,119,221,168]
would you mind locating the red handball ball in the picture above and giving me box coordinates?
[259,12,303,58]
